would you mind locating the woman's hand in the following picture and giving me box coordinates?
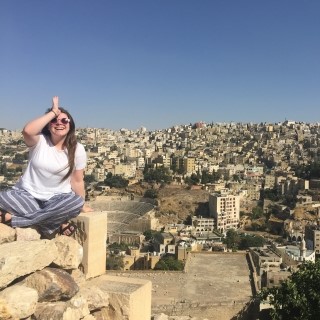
[52,96,61,116]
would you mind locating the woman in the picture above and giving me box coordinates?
[0,96,92,237]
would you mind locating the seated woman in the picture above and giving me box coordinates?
[0,96,92,237]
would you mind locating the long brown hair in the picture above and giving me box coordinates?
[41,107,77,181]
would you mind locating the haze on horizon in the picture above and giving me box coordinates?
[1,0,319,131]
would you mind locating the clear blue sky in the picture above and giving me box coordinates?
[1,0,319,131]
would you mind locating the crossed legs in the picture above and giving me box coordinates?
[0,188,84,236]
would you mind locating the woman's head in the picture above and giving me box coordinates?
[42,107,75,137]
[42,107,78,181]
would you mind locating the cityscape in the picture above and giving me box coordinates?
[1,119,320,319]
[2,1,320,319]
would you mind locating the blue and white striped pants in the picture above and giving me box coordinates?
[0,187,84,235]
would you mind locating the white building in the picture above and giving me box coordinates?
[209,189,240,233]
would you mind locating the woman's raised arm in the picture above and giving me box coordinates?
[22,96,61,147]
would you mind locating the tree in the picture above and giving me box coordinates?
[238,234,265,250]
[262,188,281,202]
[185,173,200,185]
[144,189,158,199]
[84,174,95,184]
[143,166,172,184]
[223,229,240,250]
[283,194,297,209]
[251,206,264,219]
[143,229,160,241]
[104,172,128,188]
[154,256,184,271]
[201,170,221,184]
[259,260,320,319]
[106,254,124,270]
[108,242,129,252]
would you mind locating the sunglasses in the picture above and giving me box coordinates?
[50,117,71,125]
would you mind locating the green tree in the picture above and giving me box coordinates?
[223,229,240,250]
[200,170,221,184]
[259,260,320,319]
[143,229,161,241]
[104,172,129,188]
[108,242,129,252]
[252,206,264,219]
[232,174,240,182]
[292,162,320,180]
[143,166,172,184]
[262,188,281,202]
[185,173,200,185]
[144,189,158,199]
[283,194,297,209]
[84,174,95,184]
[238,235,265,250]
[106,254,124,270]
[154,256,184,271]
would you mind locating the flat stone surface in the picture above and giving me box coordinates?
[88,275,150,294]
[112,253,253,319]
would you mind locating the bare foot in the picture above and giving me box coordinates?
[0,210,12,225]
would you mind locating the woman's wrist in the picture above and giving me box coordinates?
[51,110,58,117]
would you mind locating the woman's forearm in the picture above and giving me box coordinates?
[71,180,86,199]
[23,111,56,136]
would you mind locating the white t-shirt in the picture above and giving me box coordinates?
[15,134,87,201]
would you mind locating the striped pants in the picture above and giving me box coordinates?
[0,187,84,236]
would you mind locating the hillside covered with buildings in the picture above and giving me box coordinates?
[2,120,320,318]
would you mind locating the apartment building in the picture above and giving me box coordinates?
[183,157,196,175]
[305,224,320,255]
[111,162,136,178]
[264,174,276,189]
[92,167,105,182]
[192,216,215,232]
[209,189,240,233]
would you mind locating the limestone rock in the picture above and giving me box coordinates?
[0,224,15,245]
[16,227,41,241]
[75,284,109,311]
[0,297,11,320]
[0,240,58,289]
[153,313,169,320]
[91,307,115,320]
[52,235,83,269]
[82,315,97,320]
[33,301,67,320]
[23,267,79,302]
[34,299,91,320]
[64,296,90,319]
[0,284,38,319]
[68,268,87,286]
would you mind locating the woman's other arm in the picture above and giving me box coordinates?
[71,169,93,212]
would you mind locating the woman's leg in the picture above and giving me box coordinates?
[0,188,41,225]
[0,188,84,235]
[35,192,84,236]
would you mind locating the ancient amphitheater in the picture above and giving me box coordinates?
[90,198,156,235]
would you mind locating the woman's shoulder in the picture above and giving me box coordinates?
[29,133,47,150]
[76,141,85,149]
[75,142,86,154]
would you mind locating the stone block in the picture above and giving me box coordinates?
[73,212,107,279]
[88,275,152,320]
